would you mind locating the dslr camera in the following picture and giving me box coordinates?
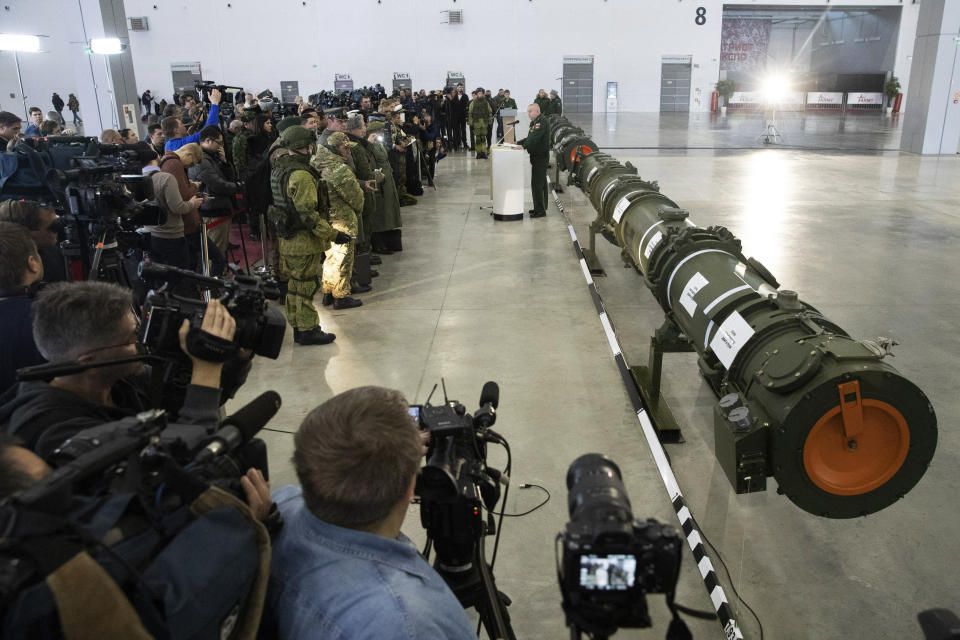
[139,261,286,361]
[558,454,682,638]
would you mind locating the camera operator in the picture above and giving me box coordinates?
[164,88,222,153]
[0,281,250,459]
[0,199,67,283]
[0,111,23,152]
[190,126,240,269]
[265,386,476,640]
[0,222,45,394]
[418,111,440,187]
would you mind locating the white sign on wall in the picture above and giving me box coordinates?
[848,92,884,105]
[563,56,595,64]
[661,55,692,64]
[728,91,761,104]
[335,74,352,82]
[393,73,410,80]
[171,61,201,73]
[807,92,844,105]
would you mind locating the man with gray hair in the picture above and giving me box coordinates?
[0,281,244,457]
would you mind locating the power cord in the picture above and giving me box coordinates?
[492,483,551,517]
[690,515,764,640]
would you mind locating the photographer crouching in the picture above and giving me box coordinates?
[0,280,251,459]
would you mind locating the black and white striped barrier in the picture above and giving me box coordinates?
[548,177,745,640]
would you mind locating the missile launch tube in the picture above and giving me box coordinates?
[554,117,937,518]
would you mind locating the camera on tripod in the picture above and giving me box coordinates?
[558,454,682,639]
[410,380,516,640]
[139,261,286,361]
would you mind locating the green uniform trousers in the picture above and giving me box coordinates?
[281,251,322,331]
[321,218,356,298]
[530,154,549,213]
[473,128,488,155]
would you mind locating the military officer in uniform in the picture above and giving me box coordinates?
[518,103,550,218]
[312,131,365,310]
[468,87,493,159]
[548,90,563,116]
[268,126,349,345]
[345,113,381,288]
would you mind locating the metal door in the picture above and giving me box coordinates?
[660,63,691,112]
[563,57,594,113]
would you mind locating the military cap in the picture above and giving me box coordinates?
[280,125,315,150]
[240,110,258,122]
[366,120,386,134]
[324,107,347,120]
[277,115,303,132]
[346,113,365,130]
[327,131,356,148]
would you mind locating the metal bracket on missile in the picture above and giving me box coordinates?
[630,318,696,443]
[580,218,608,277]
[550,151,564,193]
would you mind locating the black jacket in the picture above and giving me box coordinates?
[451,94,469,119]
[189,149,238,215]
[0,360,251,458]
[0,293,45,396]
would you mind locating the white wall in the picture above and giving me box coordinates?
[0,0,922,116]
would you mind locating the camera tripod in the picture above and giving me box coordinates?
[86,223,137,289]
[432,537,516,640]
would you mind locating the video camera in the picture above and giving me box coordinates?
[0,391,280,639]
[558,454,682,638]
[411,381,504,564]
[139,261,286,361]
[195,80,244,120]
[0,136,164,283]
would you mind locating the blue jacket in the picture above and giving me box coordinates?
[164,104,220,152]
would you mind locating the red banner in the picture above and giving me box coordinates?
[720,18,771,73]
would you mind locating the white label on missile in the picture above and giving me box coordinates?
[587,166,599,185]
[709,310,755,370]
[612,196,631,223]
[644,230,664,260]
[735,262,748,278]
[680,272,708,317]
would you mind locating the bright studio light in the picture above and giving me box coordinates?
[0,34,41,52]
[761,75,790,103]
[90,37,123,54]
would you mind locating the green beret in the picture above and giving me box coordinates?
[277,115,303,132]
[280,125,315,150]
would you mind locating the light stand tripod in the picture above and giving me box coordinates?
[759,104,784,145]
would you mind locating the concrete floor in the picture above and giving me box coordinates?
[230,112,959,639]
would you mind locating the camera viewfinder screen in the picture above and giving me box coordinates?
[408,406,420,421]
[579,554,637,590]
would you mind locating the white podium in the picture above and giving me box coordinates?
[491,144,527,221]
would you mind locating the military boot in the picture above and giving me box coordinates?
[333,296,363,310]
[294,327,336,345]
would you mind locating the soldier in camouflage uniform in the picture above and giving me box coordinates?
[268,126,351,345]
[389,110,417,207]
[468,87,493,159]
[311,131,365,310]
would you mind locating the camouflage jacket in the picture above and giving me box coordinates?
[468,98,492,126]
[271,152,338,256]
[311,145,363,231]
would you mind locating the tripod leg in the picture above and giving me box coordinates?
[474,542,516,640]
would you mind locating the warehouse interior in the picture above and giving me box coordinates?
[1,1,958,639]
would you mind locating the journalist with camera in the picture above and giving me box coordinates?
[0,280,250,459]
[265,386,477,640]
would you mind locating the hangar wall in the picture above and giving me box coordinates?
[0,0,921,115]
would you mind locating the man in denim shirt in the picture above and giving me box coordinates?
[267,386,476,640]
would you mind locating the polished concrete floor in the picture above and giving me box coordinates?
[231,113,959,639]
